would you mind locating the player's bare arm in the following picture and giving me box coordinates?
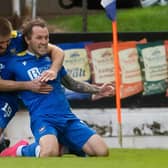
[61,74,115,100]
[40,44,64,82]
[0,78,53,94]
[62,74,101,93]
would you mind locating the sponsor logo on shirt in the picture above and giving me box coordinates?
[27,67,41,80]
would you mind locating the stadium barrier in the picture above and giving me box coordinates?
[49,32,168,109]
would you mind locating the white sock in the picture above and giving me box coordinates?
[35,145,40,157]
[16,145,25,156]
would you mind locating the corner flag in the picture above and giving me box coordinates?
[101,0,123,147]
[101,0,116,21]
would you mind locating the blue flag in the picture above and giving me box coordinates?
[101,0,116,21]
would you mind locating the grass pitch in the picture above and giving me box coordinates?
[0,148,168,168]
[47,5,168,32]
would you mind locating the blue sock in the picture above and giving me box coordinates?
[20,142,40,157]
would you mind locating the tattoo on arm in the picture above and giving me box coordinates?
[61,74,100,94]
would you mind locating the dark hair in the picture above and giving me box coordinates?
[0,17,12,37]
[22,17,47,40]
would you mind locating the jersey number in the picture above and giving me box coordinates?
[1,102,12,117]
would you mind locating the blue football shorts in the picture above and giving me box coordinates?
[31,117,96,151]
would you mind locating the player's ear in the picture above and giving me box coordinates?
[24,36,30,45]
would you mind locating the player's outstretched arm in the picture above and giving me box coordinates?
[61,74,115,100]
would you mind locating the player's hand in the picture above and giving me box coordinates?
[26,79,53,94]
[92,83,115,101]
[39,70,57,82]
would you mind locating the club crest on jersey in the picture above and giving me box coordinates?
[0,63,5,72]
[45,56,51,62]
[10,48,16,55]
[22,61,27,66]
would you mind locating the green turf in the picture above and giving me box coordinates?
[0,148,168,168]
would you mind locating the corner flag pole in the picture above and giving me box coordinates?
[101,0,122,147]
[112,21,122,147]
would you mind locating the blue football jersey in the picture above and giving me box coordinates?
[6,51,77,123]
[0,31,26,109]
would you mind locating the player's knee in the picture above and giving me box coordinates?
[39,135,60,157]
[40,146,59,157]
[85,134,109,156]
[90,145,109,156]
[97,146,109,156]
